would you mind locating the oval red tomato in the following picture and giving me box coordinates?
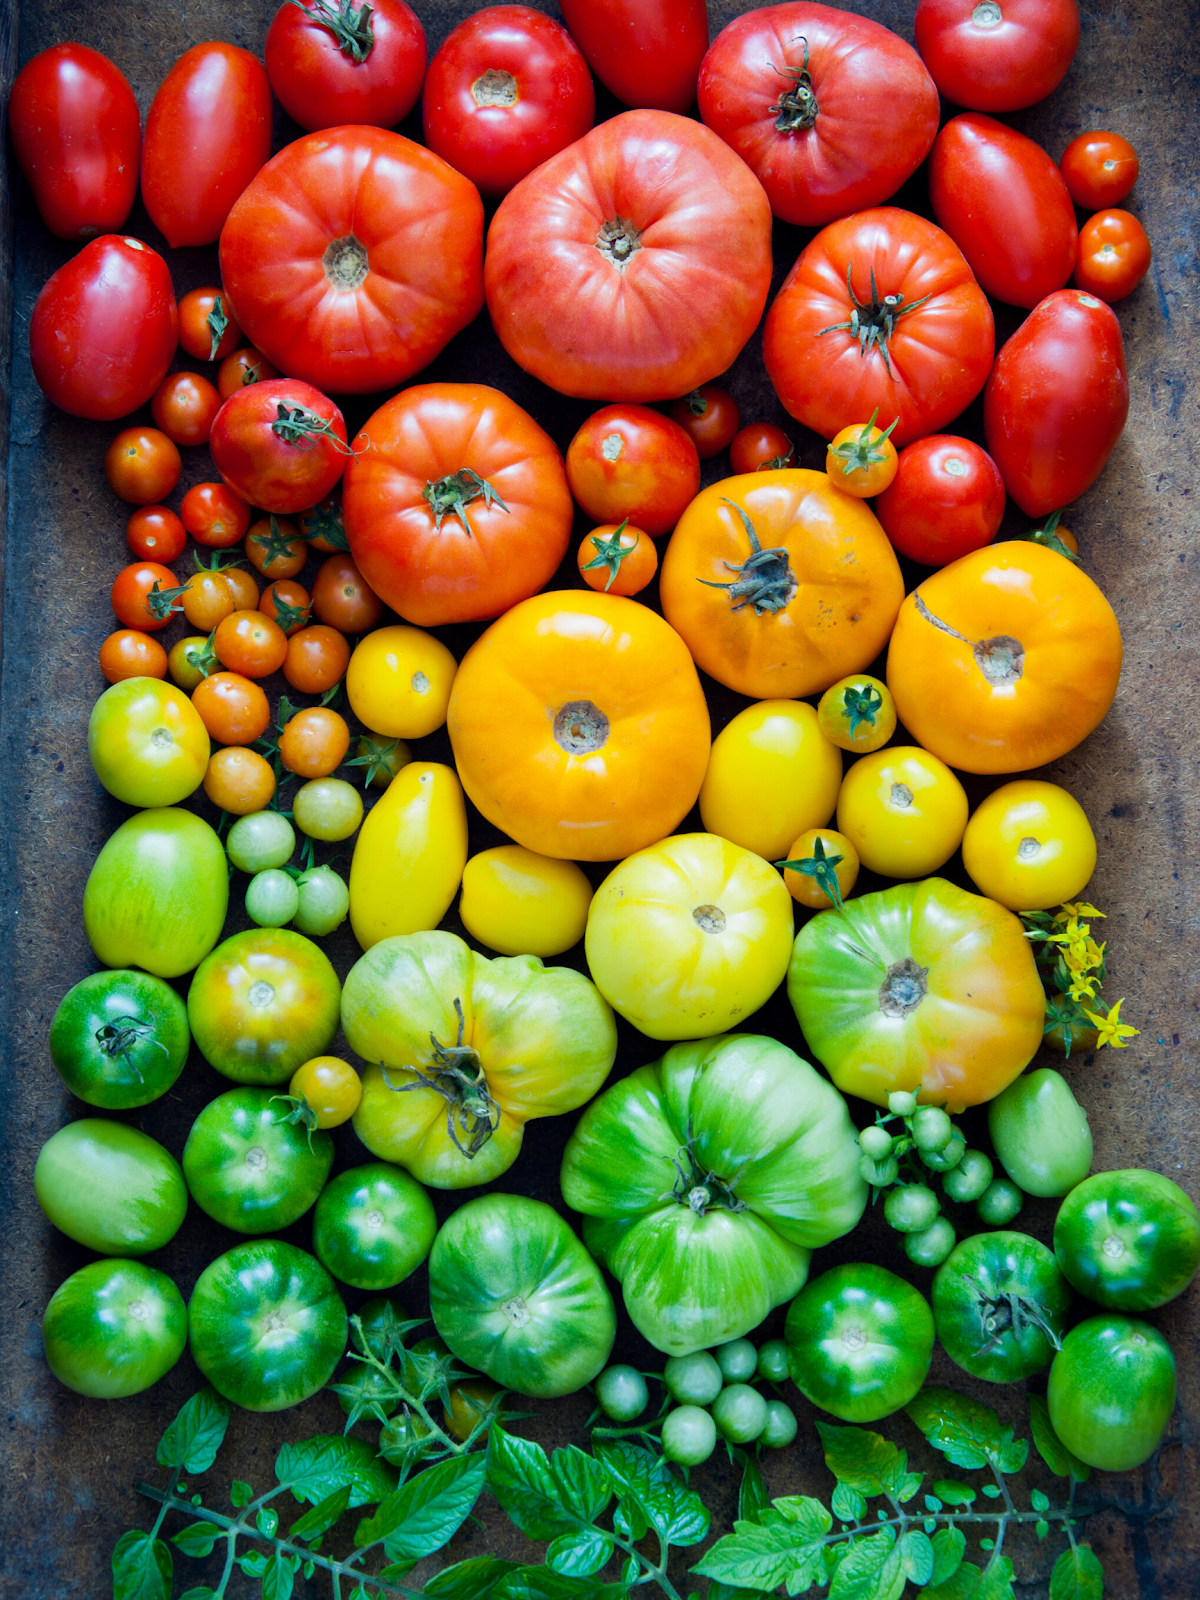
[874,436,1006,567]
[211,379,350,515]
[265,0,427,131]
[558,0,708,114]
[914,0,1080,113]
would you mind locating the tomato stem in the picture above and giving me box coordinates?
[380,998,501,1159]
[205,294,229,362]
[828,406,900,475]
[271,402,355,456]
[776,835,846,910]
[287,0,375,63]
[581,518,634,591]
[1017,509,1081,566]
[697,499,798,614]
[770,36,818,131]
[818,265,934,378]
[423,468,510,539]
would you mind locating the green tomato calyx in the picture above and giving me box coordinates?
[818,264,935,378]
[842,682,882,736]
[288,0,376,63]
[205,293,229,361]
[829,407,900,477]
[669,1129,747,1217]
[770,36,818,131]
[1018,508,1080,566]
[698,499,798,615]
[879,957,929,1017]
[381,997,501,1160]
[269,1093,318,1150]
[94,1017,165,1076]
[974,1285,1063,1358]
[423,467,510,538]
[272,401,356,456]
[581,519,635,591]
[777,835,846,910]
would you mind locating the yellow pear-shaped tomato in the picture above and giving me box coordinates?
[699,700,842,861]
[348,763,467,950]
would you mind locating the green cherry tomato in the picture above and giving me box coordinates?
[1054,1169,1200,1312]
[352,1295,410,1361]
[903,1216,957,1269]
[312,1162,437,1291]
[976,1177,1024,1226]
[88,676,209,807]
[920,1129,966,1173]
[335,1358,401,1420]
[785,1263,934,1422]
[713,1382,769,1443]
[293,778,363,841]
[933,1231,1071,1383]
[989,1068,1093,1197]
[661,1404,717,1466]
[816,674,897,754]
[227,810,296,873]
[762,1397,798,1448]
[182,1087,334,1233]
[859,1124,894,1161]
[293,864,350,936]
[941,1149,994,1205]
[379,1408,433,1467]
[715,1338,758,1383]
[1048,1315,1176,1472]
[595,1365,649,1422]
[43,1259,187,1398]
[35,1120,187,1255]
[49,969,189,1109]
[664,1350,723,1406]
[246,869,300,928]
[757,1339,790,1384]
[884,1184,940,1234]
[188,1239,348,1412]
[911,1106,954,1153]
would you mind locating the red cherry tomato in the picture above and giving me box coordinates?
[558,0,708,113]
[311,555,384,634]
[1073,210,1152,303]
[178,288,243,363]
[265,0,426,132]
[99,629,169,684]
[729,423,795,475]
[104,428,182,506]
[151,372,223,447]
[111,561,179,631]
[126,506,187,564]
[7,43,141,240]
[210,379,350,515]
[1060,131,1139,209]
[668,386,741,460]
[566,405,700,536]
[141,43,272,248]
[217,347,281,400]
[914,0,1080,114]
[181,483,254,549]
[874,436,1006,567]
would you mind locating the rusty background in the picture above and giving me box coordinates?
[1,0,1197,1594]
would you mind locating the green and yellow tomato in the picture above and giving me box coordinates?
[560,1033,866,1355]
[1048,1316,1176,1472]
[932,1231,1071,1383]
[1054,1170,1200,1312]
[182,1087,333,1233]
[988,1068,1093,1197]
[42,1259,187,1398]
[698,700,842,862]
[49,969,189,1109]
[88,676,209,807]
[35,1120,187,1255]
[312,1163,437,1291]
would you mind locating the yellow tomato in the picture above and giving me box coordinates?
[584,832,795,1041]
[459,847,593,958]
[781,828,860,910]
[289,1056,363,1128]
[349,763,468,950]
[817,675,897,754]
[346,625,458,740]
[837,747,968,879]
[962,780,1097,911]
[699,700,842,861]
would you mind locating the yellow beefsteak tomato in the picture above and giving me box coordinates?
[348,762,467,950]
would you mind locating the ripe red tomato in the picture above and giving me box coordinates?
[7,43,140,239]
[1074,210,1152,304]
[311,555,383,634]
[558,0,708,113]
[178,288,242,363]
[29,236,177,421]
[104,428,182,506]
[99,629,168,684]
[141,43,272,248]
[261,579,313,636]
[126,506,186,564]
[220,127,484,395]
[874,436,1006,566]
[1060,131,1139,209]
[930,114,1077,310]
[210,380,350,515]
[111,562,178,631]
[914,0,1080,113]
[151,372,222,447]
[485,109,772,402]
[984,289,1129,517]
[566,405,700,536]
[729,423,795,474]
[217,348,281,399]
[764,208,995,449]
[181,483,253,549]
[668,386,740,460]
[265,0,426,131]
[423,6,594,198]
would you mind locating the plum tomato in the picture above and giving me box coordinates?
[204,747,277,814]
[150,371,222,447]
[817,675,897,754]
[246,516,307,579]
[1054,1169,1200,1313]
[1074,208,1152,303]
[43,1259,187,1398]
[1048,1315,1176,1472]
[988,1068,1093,1197]
[699,699,842,862]
[826,413,900,497]
[288,1055,363,1128]
[217,346,281,399]
[265,0,426,133]
[89,676,209,807]
[104,427,182,505]
[312,1162,437,1291]
[874,434,1006,566]
[576,522,658,596]
[566,405,701,536]
[214,610,288,678]
[35,1119,188,1256]
[780,827,860,910]
[178,286,243,362]
[914,0,1080,114]
[837,746,969,879]
[181,481,253,549]
[962,779,1096,910]
[99,629,168,684]
[729,422,795,474]
[279,707,351,778]
[262,580,314,637]
[49,968,190,1110]
[346,624,457,739]
[668,384,741,459]
[126,505,186,564]
[1060,130,1139,209]
[211,379,351,515]
[183,1083,334,1231]
[192,671,270,746]
[284,625,349,694]
[458,845,593,957]
[312,553,384,633]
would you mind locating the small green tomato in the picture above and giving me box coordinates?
[714,1338,757,1383]
[293,865,350,936]
[911,1106,954,1153]
[942,1150,994,1205]
[859,1125,894,1161]
[884,1184,940,1234]
[888,1090,918,1117]
[761,1397,798,1448]
[903,1216,957,1268]
[921,1129,967,1173]
[595,1364,648,1423]
[861,1153,899,1187]
[227,810,295,874]
[713,1383,768,1444]
[664,1350,723,1406]
[661,1405,717,1466]
[245,869,300,928]
[756,1339,789,1384]
[976,1178,1024,1227]
[293,778,363,842]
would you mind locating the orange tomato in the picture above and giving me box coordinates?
[279,707,351,777]
[177,286,242,362]
[104,426,182,504]
[126,505,186,563]
[781,827,860,910]
[214,609,288,678]
[284,625,350,694]
[192,671,270,745]
[245,516,307,579]
[203,746,276,813]
[261,579,312,635]
[99,629,168,683]
[1073,209,1152,304]
[216,345,280,399]
[150,370,222,446]
[825,412,900,497]
[311,553,384,634]
[222,565,260,612]
[576,522,658,596]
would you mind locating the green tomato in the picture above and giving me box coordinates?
[312,1163,437,1291]
[903,1217,957,1269]
[884,1184,940,1234]
[334,1358,401,1420]
[785,1263,934,1423]
[49,969,189,1109]
[715,1338,758,1383]
[989,1068,1092,1197]
[1054,1169,1200,1312]
[713,1383,768,1443]
[595,1365,649,1422]
[182,1087,333,1233]
[661,1405,717,1466]
[188,1239,348,1412]
[88,676,208,807]
[293,864,350,936]
[920,1129,966,1172]
[35,1120,186,1255]
[861,1152,899,1187]
[858,1125,894,1161]
[941,1149,994,1204]
[378,1408,433,1467]
[352,1295,410,1361]
[227,810,296,873]
[933,1231,1070,1384]
[246,869,299,928]
[757,1339,790,1384]
[762,1398,798,1448]
[84,807,228,978]
[428,1194,616,1398]
[43,1259,186,1398]
[976,1178,1023,1227]
[664,1350,723,1406]
[293,778,363,841]
[911,1106,954,1152]
[1048,1316,1176,1472]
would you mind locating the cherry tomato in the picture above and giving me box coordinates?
[914,0,1080,114]
[126,506,186,564]
[214,610,289,678]
[558,0,709,115]
[837,746,969,879]
[299,495,349,555]
[781,827,860,910]
[353,735,411,790]
[576,522,658,596]
[217,347,281,400]
[261,580,313,637]
[279,708,351,778]
[288,1056,363,1128]
[181,482,253,549]
[874,435,1006,567]
[104,427,182,505]
[668,385,741,460]
[826,413,900,497]
[293,779,363,842]
[177,568,236,632]
[1060,131,1139,209]
[246,517,307,579]
[817,675,897,754]
[962,779,1097,911]
[265,0,426,133]
[111,561,178,631]
[211,380,350,515]
[193,671,271,746]
[312,555,384,634]
[729,423,795,474]
[1074,209,1152,304]
[566,405,700,536]
[284,626,351,695]
[150,371,221,447]
[223,566,261,612]
[168,635,217,693]
[178,287,243,363]
[204,747,277,814]
[99,629,168,684]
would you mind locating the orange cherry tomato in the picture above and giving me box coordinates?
[311,554,384,634]
[104,426,182,505]
[181,481,253,548]
[216,345,280,399]
[203,746,276,813]
[668,384,741,460]
[110,561,178,631]
[576,522,658,597]
[288,1056,362,1128]
[245,515,307,579]
[298,494,349,554]
[222,565,261,612]
[99,629,168,684]
[279,706,351,777]
[192,670,271,745]
[150,370,222,446]
[261,579,313,636]
[826,412,900,498]
[178,568,236,631]
[177,286,242,362]
[729,423,795,475]
[126,505,186,563]
[1060,131,1139,210]
[565,404,700,536]
[284,625,351,694]
[780,827,860,910]
[1073,209,1152,304]
[214,609,288,678]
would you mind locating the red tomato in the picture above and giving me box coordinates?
[485,109,772,402]
[930,114,1077,310]
[99,630,168,684]
[220,127,484,396]
[698,5,939,228]
[181,483,253,549]
[104,428,182,506]
[126,506,186,564]
[7,43,140,240]
[914,0,1080,113]
[210,379,350,515]
[558,0,707,113]
[217,347,281,399]
[565,405,700,536]
[29,236,177,421]
[1060,131,1139,209]
[151,372,222,447]
[668,386,741,460]
[265,0,426,131]
[729,423,795,474]
[984,289,1129,518]
[1074,210,1152,304]
[111,562,179,631]
[764,208,995,449]
[874,436,1006,567]
[423,6,594,198]
[178,288,242,363]
[311,555,383,634]
[141,43,272,248]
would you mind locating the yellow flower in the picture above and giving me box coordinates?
[1083,998,1139,1049]
[1063,936,1104,975]
[1057,902,1105,923]
[1068,972,1099,1003]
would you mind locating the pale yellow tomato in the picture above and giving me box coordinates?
[837,747,968,879]
[288,1056,362,1128]
[699,699,842,860]
[780,828,860,910]
[817,674,897,754]
[346,625,457,739]
[962,780,1097,911]
[349,763,468,950]
[460,847,593,958]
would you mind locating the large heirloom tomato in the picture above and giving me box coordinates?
[916,0,1079,113]
[697,4,939,228]
[560,1033,866,1355]
[265,0,427,132]
[447,592,710,862]
[659,470,903,699]
[343,929,616,1189]
[484,109,772,402]
[342,384,573,626]
[787,878,1046,1111]
[210,380,349,516]
[886,543,1123,774]
[220,127,485,395]
[764,210,994,448]
[558,0,708,113]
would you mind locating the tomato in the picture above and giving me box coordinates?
[299,495,349,555]
[312,554,384,633]
[99,629,167,685]
[565,405,700,537]
[126,505,185,564]
[49,969,189,1110]
[88,676,209,806]
[595,1365,649,1423]
[668,385,740,461]
[714,1384,768,1444]
[174,568,233,633]
[227,811,297,874]
[211,379,349,515]
[352,735,411,791]
[836,746,969,879]
[183,1086,334,1235]
[785,1264,933,1422]
[148,372,219,448]
[443,1378,506,1443]
[886,543,1123,773]
[1061,130,1139,209]
[424,6,594,197]
[43,1260,186,1398]
[1074,208,1152,303]
[699,6,938,228]
[104,427,182,506]
[293,864,351,937]
[699,700,842,861]
[663,1407,717,1466]
[181,482,252,549]
[279,707,351,778]
[217,346,281,398]
[485,109,772,401]
[1048,1316,1176,1472]
[343,384,572,626]
[192,671,270,746]
[659,470,904,699]
[189,1240,348,1412]
[459,847,593,958]
[36,1120,187,1256]
[204,747,276,814]
[1054,1170,1200,1313]
[289,1056,363,1128]
[245,517,306,580]
[988,1068,1093,1196]
[825,415,899,498]
[141,43,271,248]
[284,625,349,695]
[558,0,706,112]
[781,827,860,910]
[264,580,314,638]
[312,1163,437,1292]
[817,675,897,754]
[576,523,658,597]
[874,435,1006,566]
[962,779,1097,910]
[214,610,289,678]
[665,1351,723,1404]
[345,929,616,1188]
[266,0,426,131]
[914,0,1080,112]
[178,286,242,363]
[933,1232,1071,1384]
[788,878,1046,1111]
[109,561,176,631]
[448,591,710,862]
[729,423,794,474]
[349,763,468,948]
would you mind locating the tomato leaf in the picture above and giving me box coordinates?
[899,1531,936,1587]
[356,1454,484,1562]
[831,1481,867,1523]
[828,1527,900,1600]
[170,1521,221,1558]
[1050,1545,1104,1600]
[905,1389,1028,1475]
[594,1438,708,1547]
[1028,1394,1091,1482]
[156,1388,230,1474]
[231,1482,254,1508]
[932,1480,976,1506]
[179,1588,217,1600]
[918,1562,982,1600]
[815,1420,910,1497]
[705,1583,773,1600]
[550,1443,614,1526]
[275,1433,398,1508]
[238,1549,268,1577]
[425,1556,522,1597]
[733,1447,768,1523]
[972,1556,1017,1599]
[287,1483,352,1542]
[492,1566,628,1599]
[261,1549,295,1600]
[692,1501,831,1593]
[929,1526,967,1587]
[487,1425,581,1541]
[545,1528,616,1577]
[112,1530,173,1600]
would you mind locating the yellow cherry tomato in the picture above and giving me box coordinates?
[780,828,860,910]
[825,412,900,497]
[445,1379,505,1442]
[837,746,968,879]
[346,625,457,740]
[349,762,468,950]
[817,674,897,754]
[699,699,842,861]
[460,847,593,958]
[289,1056,363,1128]
[962,780,1097,911]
